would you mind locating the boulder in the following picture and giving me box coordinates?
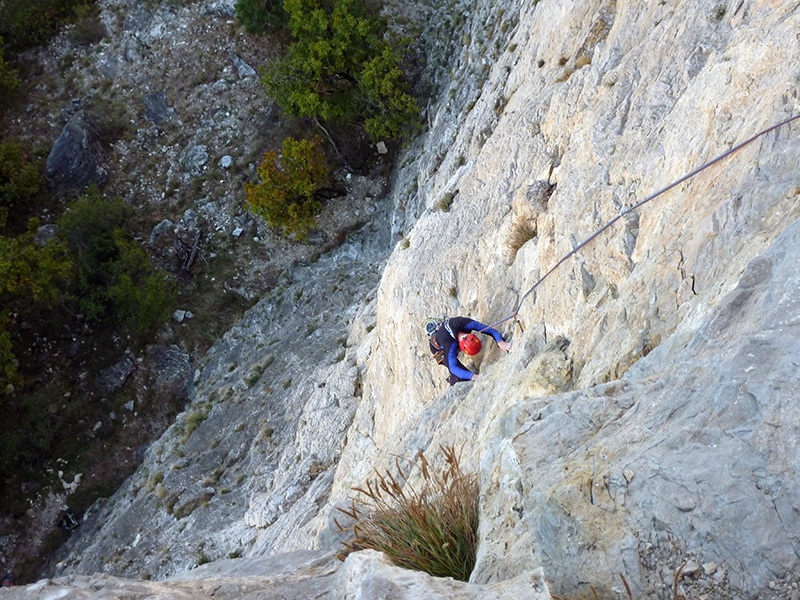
[96,355,136,395]
[45,111,107,191]
[145,345,191,399]
[231,53,257,79]
[142,91,176,125]
[180,145,209,175]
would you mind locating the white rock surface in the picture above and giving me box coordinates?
[35,0,800,598]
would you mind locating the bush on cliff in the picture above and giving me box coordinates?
[0,140,43,227]
[0,219,73,391]
[0,0,95,51]
[336,445,479,582]
[234,0,288,33]
[0,41,21,112]
[261,0,418,141]
[57,188,175,337]
[245,136,330,239]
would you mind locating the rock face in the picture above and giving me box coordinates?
[30,0,800,598]
[141,91,176,125]
[5,551,550,599]
[45,110,107,190]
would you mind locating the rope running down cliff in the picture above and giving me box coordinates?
[484,113,800,332]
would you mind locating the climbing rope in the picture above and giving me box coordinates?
[483,113,800,333]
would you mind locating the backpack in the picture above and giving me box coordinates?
[425,317,455,365]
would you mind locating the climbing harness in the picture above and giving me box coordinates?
[481,113,800,333]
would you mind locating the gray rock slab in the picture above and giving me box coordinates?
[1,551,552,599]
[142,91,176,125]
[122,9,153,32]
[167,550,334,580]
[96,356,136,395]
[45,111,107,190]
[231,53,257,79]
[474,218,800,597]
[180,145,209,175]
[145,345,191,398]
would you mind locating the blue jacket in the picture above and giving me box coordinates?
[432,317,505,381]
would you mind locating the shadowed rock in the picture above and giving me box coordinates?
[142,91,176,125]
[45,111,107,191]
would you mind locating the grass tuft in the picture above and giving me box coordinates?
[506,215,537,262]
[437,192,455,212]
[336,445,479,582]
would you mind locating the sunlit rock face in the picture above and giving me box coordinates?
[40,0,800,598]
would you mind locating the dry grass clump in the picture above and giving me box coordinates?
[506,214,537,262]
[335,445,479,581]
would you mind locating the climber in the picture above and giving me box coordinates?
[426,316,511,385]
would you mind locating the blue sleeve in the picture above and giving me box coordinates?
[447,344,474,380]
[464,320,505,343]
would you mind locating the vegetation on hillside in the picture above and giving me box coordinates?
[0,188,176,485]
[235,0,289,33]
[0,0,420,580]
[261,0,418,142]
[0,220,73,389]
[0,0,96,52]
[0,140,42,229]
[56,189,176,335]
[0,40,21,112]
[245,136,330,239]
[1,4,176,526]
[238,0,419,237]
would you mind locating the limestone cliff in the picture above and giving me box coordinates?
[20,0,800,598]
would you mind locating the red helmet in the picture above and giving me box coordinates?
[459,333,482,355]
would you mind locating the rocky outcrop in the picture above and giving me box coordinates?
[470,220,800,597]
[141,91,176,125]
[29,0,800,598]
[48,199,394,579]
[45,110,107,190]
[4,551,551,599]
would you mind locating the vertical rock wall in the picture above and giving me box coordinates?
[339,0,800,459]
[325,0,800,597]
[47,0,800,597]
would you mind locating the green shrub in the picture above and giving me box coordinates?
[262,0,418,141]
[0,220,72,394]
[181,402,211,442]
[0,381,61,474]
[106,262,177,336]
[0,0,89,51]
[0,2,61,50]
[0,315,19,392]
[359,45,420,141]
[0,141,43,228]
[57,189,175,338]
[246,355,274,387]
[234,0,287,33]
[336,445,479,581]
[85,96,130,144]
[0,219,72,305]
[245,136,329,239]
[437,192,454,212]
[68,14,106,46]
[0,40,21,111]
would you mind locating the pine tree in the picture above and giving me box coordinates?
[262,0,417,141]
